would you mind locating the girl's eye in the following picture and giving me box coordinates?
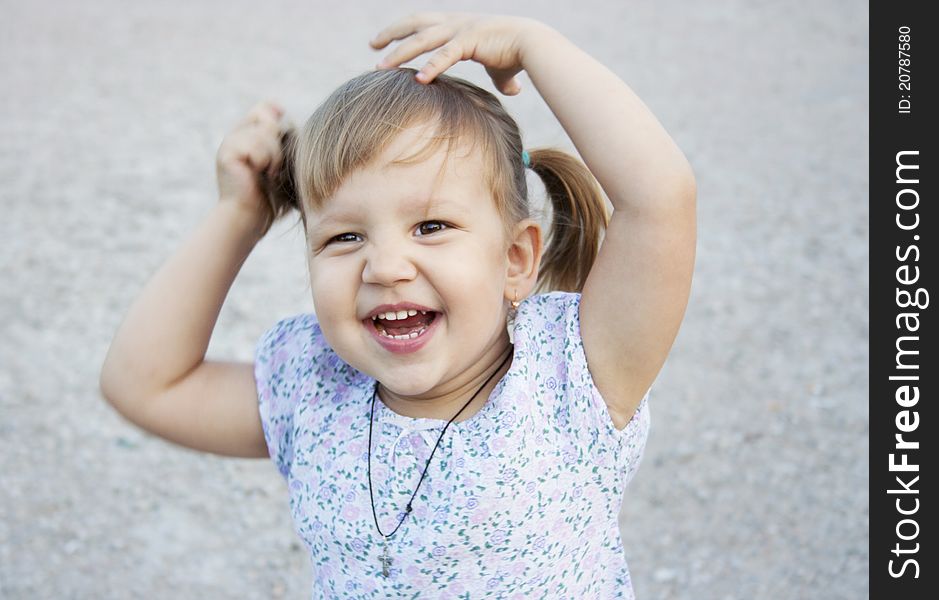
[328,232,362,244]
[416,221,448,236]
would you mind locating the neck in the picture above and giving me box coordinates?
[377,338,514,423]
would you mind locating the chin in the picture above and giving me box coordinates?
[374,369,438,396]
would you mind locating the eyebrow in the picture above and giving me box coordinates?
[311,195,470,230]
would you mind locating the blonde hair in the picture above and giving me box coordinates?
[265,67,609,293]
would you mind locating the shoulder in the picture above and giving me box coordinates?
[511,291,580,355]
[254,312,359,408]
[513,291,652,433]
[510,291,591,396]
[513,291,585,363]
[253,312,364,477]
[255,312,321,359]
[254,312,341,377]
[514,291,580,333]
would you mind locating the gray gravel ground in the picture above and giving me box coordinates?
[0,0,868,598]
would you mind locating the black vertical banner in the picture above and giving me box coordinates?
[871,1,936,596]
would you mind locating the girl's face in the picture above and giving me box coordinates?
[305,125,512,398]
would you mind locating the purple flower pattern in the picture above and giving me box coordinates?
[255,292,651,598]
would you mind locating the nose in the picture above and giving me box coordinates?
[361,240,418,286]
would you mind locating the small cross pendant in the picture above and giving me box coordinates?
[379,543,393,577]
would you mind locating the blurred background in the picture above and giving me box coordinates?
[0,0,868,597]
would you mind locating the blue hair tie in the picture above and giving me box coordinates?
[521,150,531,168]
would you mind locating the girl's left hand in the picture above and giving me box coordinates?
[369,12,547,96]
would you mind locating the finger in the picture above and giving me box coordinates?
[370,12,445,49]
[238,100,284,128]
[485,66,523,96]
[235,116,284,164]
[502,79,522,95]
[218,143,268,176]
[244,139,278,174]
[253,100,284,121]
[228,121,282,167]
[376,24,452,69]
[256,116,284,143]
[222,129,280,174]
[263,135,284,177]
[253,126,284,175]
[415,40,467,83]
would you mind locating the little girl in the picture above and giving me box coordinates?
[100,12,696,599]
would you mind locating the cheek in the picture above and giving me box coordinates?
[434,240,501,285]
[308,264,356,323]
[308,270,363,365]
[435,244,506,325]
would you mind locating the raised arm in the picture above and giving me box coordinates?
[371,13,696,429]
[520,23,697,428]
[99,102,287,456]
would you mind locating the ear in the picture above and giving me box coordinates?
[504,218,543,302]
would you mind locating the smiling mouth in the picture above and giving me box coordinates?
[369,311,438,340]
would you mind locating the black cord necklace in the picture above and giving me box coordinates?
[367,347,513,578]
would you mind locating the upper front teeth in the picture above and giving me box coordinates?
[373,309,425,321]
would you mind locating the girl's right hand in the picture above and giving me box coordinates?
[215,100,287,234]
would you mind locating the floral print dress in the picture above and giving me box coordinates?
[255,291,652,599]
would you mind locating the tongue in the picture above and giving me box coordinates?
[379,312,433,335]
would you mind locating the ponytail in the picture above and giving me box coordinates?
[258,128,302,238]
[527,148,610,293]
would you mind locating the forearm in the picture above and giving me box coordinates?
[100,202,264,403]
[520,21,695,211]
